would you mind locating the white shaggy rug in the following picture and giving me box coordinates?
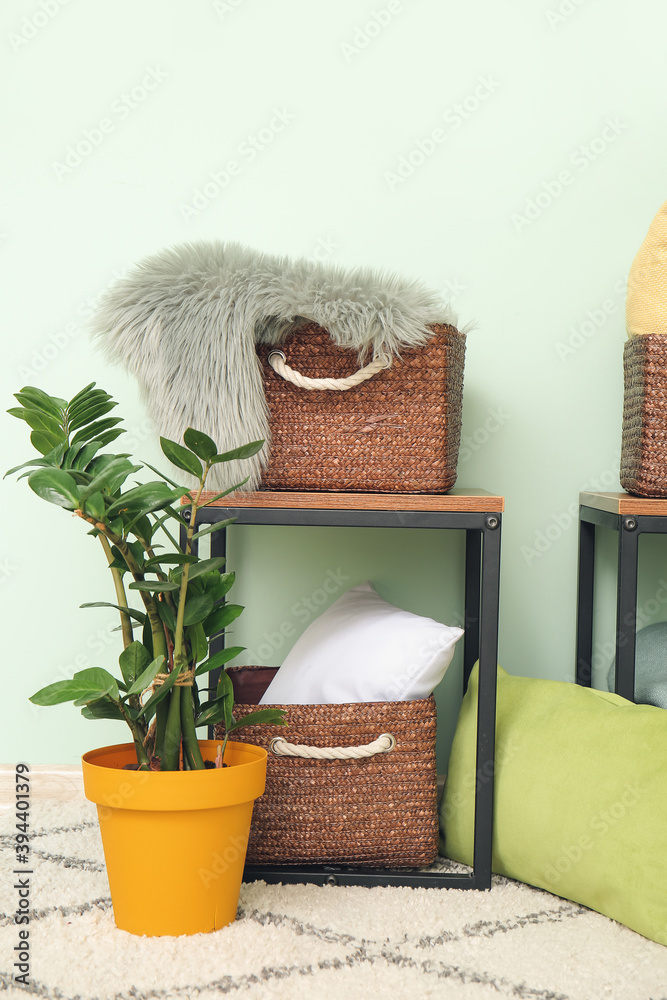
[1,801,666,1000]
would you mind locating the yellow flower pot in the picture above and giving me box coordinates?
[82,739,267,937]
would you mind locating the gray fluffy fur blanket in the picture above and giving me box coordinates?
[92,241,454,490]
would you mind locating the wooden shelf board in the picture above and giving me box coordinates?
[580,491,667,516]
[191,488,504,513]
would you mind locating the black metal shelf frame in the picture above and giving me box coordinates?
[184,502,502,890]
[575,504,667,701]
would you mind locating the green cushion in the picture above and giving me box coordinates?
[440,665,667,946]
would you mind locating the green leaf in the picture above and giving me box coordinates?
[136,664,181,719]
[183,428,217,462]
[211,440,264,464]
[228,708,288,731]
[8,406,64,437]
[186,621,209,663]
[79,458,140,502]
[186,557,226,581]
[144,553,197,569]
[128,580,180,593]
[105,481,177,517]
[140,461,184,490]
[14,387,66,420]
[28,468,80,509]
[160,437,203,478]
[210,572,235,602]
[217,670,235,729]
[192,518,235,540]
[5,456,56,479]
[81,697,125,722]
[72,440,106,471]
[120,488,186,530]
[158,505,190,530]
[111,540,145,571]
[67,398,117,431]
[90,428,124,449]
[30,429,63,455]
[66,381,98,408]
[85,452,125,478]
[70,417,122,448]
[82,491,106,521]
[203,603,244,636]
[194,701,226,728]
[156,599,176,632]
[118,640,151,686]
[30,667,118,707]
[182,592,215,626]
[109,517,124,537]
[127,514,153,544]
[195,646,245,676]
[72,668,119,706]
[126,654,165,697]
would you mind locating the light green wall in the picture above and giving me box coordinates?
[2,0,666,766]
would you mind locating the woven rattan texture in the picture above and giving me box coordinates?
[257,323,465,493]
[620,335,667,497]
[219,673,439,867]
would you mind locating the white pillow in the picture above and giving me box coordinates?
[259,581,464,704]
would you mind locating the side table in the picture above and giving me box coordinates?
[185,488,503,890]
[576,490,667,701]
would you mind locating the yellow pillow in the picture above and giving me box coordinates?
[627,200,667,337]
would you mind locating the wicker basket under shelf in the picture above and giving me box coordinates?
[220,665,439,867]
[257,322,465,493]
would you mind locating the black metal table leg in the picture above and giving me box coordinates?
[464,528,481,689]
[472,514,501,890]
[615,517,639,701]
[576,514,595,687]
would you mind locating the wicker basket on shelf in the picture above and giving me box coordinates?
[620,334,667,497]
[257,322,465,494]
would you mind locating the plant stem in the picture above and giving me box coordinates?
[98,535,134,649]
[180,686,205,769]
[118,703,150,769]
[162,683,182,771]
[166,462,210,769]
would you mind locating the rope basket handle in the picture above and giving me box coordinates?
[267,349,390,392]
[268,732,396,760]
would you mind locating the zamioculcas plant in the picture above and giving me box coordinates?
[6,383,286,770]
